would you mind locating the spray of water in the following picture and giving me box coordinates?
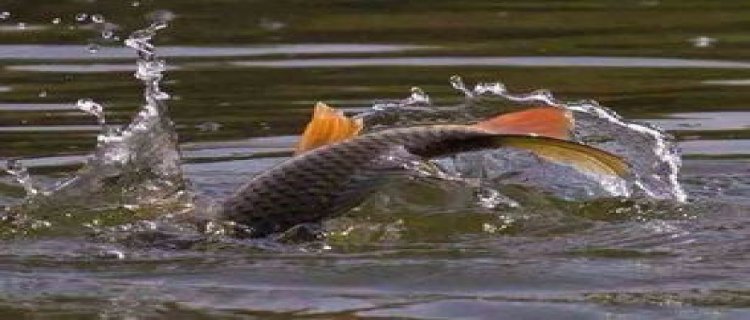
[3,21,186,213]
[1,18,685,238]
[360,75,687,203]
[2,159,41,197]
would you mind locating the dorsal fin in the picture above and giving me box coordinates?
[294,102,363,155]
[472,106,572,139]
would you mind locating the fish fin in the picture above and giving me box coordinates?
[473,107,573,139]
[468,107,627,176]
[494,135,629,177]
[407,133,628,178]
[295,102,364,154]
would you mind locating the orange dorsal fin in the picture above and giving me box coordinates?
[294,102,364,155]
[472,107,573,139]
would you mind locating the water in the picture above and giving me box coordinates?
[1,1,750,319]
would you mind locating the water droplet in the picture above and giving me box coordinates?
[51,17,61,24]
[407,86,430,105]
[101,30,114,39]
[259,18,286,31]
[690,35,716,48]
[195,121,222,132]
[450,75,473,98]
[476,187,518,209]
[87,43,99,54]
[473,82,507,95]
[482,223,498,233]
[16,22,26,30]
[148,10,176,24]
[529,89,558,106]
[3,159,40,197]
[77,98,106,125]
[131,1,141,7]
[0,12,10,20]
[75,13,88,22]
[101,249,125,259]
[38,90,47,98]
[91,14,105,23]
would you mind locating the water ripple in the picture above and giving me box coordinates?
[232,56,750,69]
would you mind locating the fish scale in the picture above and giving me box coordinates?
[219,110,629,237]
[219,125,481,237]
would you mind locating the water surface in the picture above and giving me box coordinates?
[1,1,749,319]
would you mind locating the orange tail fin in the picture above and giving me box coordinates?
[469,107,628,177]
[295,102,364,154]
[472,106,573,139]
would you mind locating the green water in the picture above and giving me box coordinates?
[0,1,749,319]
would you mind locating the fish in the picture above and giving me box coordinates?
[218,102,629,237]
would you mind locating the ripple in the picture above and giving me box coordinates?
[6,64,170,73]
[680,139,750,155]
[702,79,750,86]
[0,125,100,132]
[0,24,47,32]
[0,44,428,60]
[0,103,77,111]
[3,155,87,168]
[645,112,750,131]
[232,56,750,69]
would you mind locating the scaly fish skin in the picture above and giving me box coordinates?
[218,106,628,238]
[219,125,482,237]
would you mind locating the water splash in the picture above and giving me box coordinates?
[91,14,105,24]
[13,21,187,210]
[565,100,686,201]
[77,98,105,126]
[366,86,432,113]
[362,76,686,202]
[451,75,559,106]
[2,159,41,197]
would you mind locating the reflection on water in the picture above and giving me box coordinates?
[234,56,750,69]
[702,79,750,86]
[0,44,427,60]
[647,112,750,131]
[0,103,78,111]
[680,139,750,156]
[0,124,101,132]
[5,63,171,73]
[1,1,750,319]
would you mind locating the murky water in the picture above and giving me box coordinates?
[1,1,749,319]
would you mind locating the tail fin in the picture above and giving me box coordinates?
[472,107,573,139]
[472,107,627,177]
[295,102,363,154]
[495,135,629,177]
[407,107,628,177]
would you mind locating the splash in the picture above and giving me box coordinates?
[2,159,41,197]
[6,21,186,211]
[1,20,684,239]
[359,76,687,203]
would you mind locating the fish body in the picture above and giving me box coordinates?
[220,125,475,237]
[219,104,628,237]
